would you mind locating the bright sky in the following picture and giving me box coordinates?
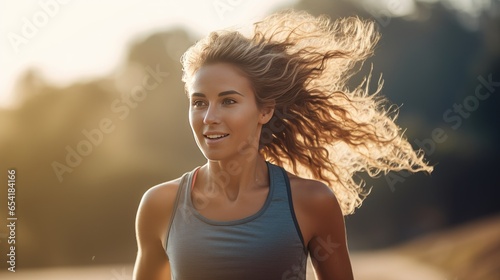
[0,0,489,108]
[0,0,297,107]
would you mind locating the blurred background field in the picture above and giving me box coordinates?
[0,0,499,279]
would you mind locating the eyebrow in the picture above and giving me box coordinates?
[190,90,244,98]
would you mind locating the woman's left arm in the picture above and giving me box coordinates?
[307,183,354,280]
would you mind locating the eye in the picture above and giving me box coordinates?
[191,100,206,107]
[222,98,236,105]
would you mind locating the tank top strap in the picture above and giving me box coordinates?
[166,162,308,279]
[266,161,306,249]
[168,162,305,245]
[267,161,288,200]
[164,169,192,251]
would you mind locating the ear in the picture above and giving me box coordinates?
[259,106,275,125]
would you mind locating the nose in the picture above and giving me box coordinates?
[203,104,220,124]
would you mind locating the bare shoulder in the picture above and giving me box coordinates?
[286,172,345,243]
[287,172,340,210]
[135,177,183,247]
[139,177,182,211]
[286,173,353,278]
[134,177,184,279]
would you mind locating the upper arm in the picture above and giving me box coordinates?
[133,181,179,280]
[304,182,354,280]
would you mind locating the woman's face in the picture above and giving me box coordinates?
[188,63,273,162]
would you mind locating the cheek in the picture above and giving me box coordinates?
[233,108,263,132]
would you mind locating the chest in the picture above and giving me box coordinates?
[191,186,269,221]
[167,214,307,280]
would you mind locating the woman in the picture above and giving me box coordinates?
[133,10,432,280]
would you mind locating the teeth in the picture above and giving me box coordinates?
[206,134,228,139]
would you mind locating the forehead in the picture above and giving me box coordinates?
[189,63,253,95]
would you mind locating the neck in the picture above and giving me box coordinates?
[200,154,269,201]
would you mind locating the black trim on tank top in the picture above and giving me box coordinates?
[280,166,307,254]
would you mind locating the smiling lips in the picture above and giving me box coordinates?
[204,134,229,140]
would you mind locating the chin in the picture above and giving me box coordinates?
[200,150,226,161]
[201,149,244,163]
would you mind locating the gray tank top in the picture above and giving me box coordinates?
[166,162,307,280]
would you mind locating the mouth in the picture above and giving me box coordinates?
[203,134,229,140]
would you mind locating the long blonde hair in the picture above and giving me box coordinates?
[181,10,432,215]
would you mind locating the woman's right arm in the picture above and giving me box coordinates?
[133,181,180,280]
